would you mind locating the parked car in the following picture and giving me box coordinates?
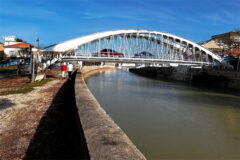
[19,58,31,75]
[133,51,154,58]
[99,49,124,57]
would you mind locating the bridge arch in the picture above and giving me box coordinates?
[44,29,222,63]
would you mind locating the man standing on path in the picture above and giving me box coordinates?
[61,62,67,79]
[67,62,73,80]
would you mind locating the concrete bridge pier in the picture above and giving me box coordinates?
[78,61,83,68]
[100,62,104,68]
[78,61,83,72]
[118,63,122,69]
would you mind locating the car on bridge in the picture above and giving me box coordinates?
[93,49,124,57]
[133,51,154,58]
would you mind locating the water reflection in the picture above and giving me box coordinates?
[86,69,240,160]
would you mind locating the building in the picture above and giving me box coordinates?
[212,31,240,48]
[201,31,240,57]
[0,42,4,60]
[199,40,223,56]
[3,36,38,58]
[4,36,22,46]
[0,42,4,52]
[4,42,36,58]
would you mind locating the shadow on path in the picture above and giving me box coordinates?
[0,98,15,110]
[24,71,90,159]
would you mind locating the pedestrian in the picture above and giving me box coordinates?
[67,62,73,80]
[61,62,67,79]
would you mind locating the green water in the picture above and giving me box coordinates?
[85,69,240,160]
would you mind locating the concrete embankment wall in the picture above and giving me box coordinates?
[129,67,240,91]
[74,66,146,160]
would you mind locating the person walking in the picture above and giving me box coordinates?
[61,62,67,79]
[67,62,73,80]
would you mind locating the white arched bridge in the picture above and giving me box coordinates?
[44,29,222,66]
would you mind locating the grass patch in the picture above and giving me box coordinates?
[0,78,52,96]
[26,79,52,88]
[7,87,34,95]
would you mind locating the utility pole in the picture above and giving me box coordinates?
[37,37,39,50]
[36,37,39,71]
[30,44,34,82]
[31,37,39,82]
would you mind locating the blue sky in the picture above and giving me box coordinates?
[0,0,239,47]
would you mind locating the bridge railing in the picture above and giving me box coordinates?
[60,56,214,66]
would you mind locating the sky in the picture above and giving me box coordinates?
[0,0,240,47]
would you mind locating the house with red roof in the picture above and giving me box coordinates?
[4,42,36,58]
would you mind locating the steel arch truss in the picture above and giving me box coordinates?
[44,30,222,64]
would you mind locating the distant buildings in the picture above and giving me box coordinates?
[200,31,240,57]
[212,31,240,48]
[199,40,222,56]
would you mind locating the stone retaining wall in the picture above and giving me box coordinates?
[74,67,146,160]
[130,67,240,91]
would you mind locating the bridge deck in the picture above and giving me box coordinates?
[61,56,213,65]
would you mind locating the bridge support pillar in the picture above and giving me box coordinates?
[100,62,104,68]
[118,63,122,69]
[78,61,83,72]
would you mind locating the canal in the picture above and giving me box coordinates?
[85,69,240,160]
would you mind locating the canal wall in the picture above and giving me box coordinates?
[74,66,146,160]
[129,66,240,91]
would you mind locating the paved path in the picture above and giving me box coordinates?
[24,72,89,159]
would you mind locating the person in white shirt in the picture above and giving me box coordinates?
[67,62,73,80]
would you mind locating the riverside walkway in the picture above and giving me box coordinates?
[24,68,146,159]
[24,72,90,159]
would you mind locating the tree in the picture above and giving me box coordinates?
[15,37,25,42]
[0,51,7,61]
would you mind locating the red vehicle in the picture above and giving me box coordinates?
[100,49,124,57]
